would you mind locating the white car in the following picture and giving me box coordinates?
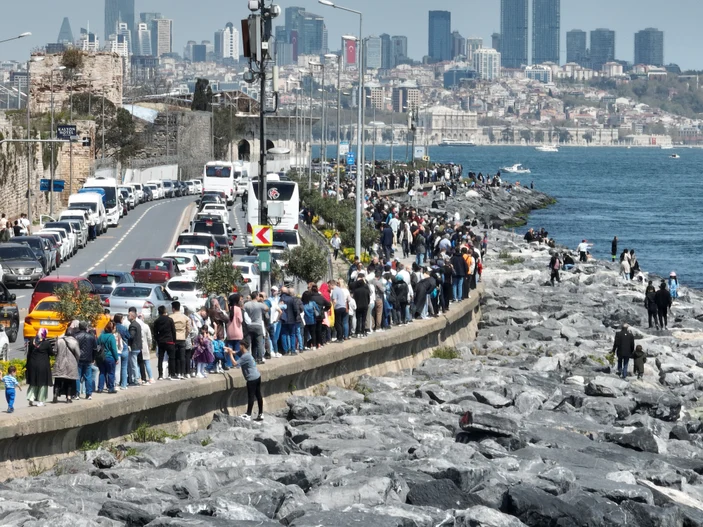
[39,229,73,261]
[164,277,205,312]
[145,184,159,200]
[162,252,202,280]
[200,203,229,226]
[233,261,260,293]
[119,186,136,209]
[192,179,203,193]
[175,245,211,265]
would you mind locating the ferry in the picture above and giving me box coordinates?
[535,145,559,152]
[502,164,531,174]
[439,139,476,147]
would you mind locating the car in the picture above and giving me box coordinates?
[272,229,301,252]
[35,233,62,268]
[162,180,175,198]
[143,186,154,201]
[41,222,76,256]
[12,236,54,275]
[106,283,176,320]
[197,194,223,212]
[144,184,158,200]
[190,220,236,255]
[131,258,181,284]
[175,233,220,256]
[175,245,211,265]
[23,295,111,341]
[131,183,145,203]
[119,185,136,209]
[161,252,202,280]
[0,243,45,288]
[29,276,96,313]
[0,281,19,344]
[164,277,206,312]
[192,179,203,193]
[233,261,261,292]
[0,324,9,361]
[87,271,136,303]
[38,230,70,262]
[119,189,130,214]
[200,203,229,225]
[185,181,195,195]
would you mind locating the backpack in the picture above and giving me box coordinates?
[95,340,105,363]
[553,258,561,270]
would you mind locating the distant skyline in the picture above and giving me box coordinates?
[0,0,701,69]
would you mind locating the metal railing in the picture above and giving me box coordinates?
[298,221,334,283]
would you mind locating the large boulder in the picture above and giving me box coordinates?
[406,479,484,511]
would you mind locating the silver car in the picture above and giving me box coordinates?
[106,282,177,320]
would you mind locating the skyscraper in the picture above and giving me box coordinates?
[380,34,392,69]
[135,23,152,56]
[532,0,560,64]
[500,0,528,68]
[473,48,501,80]
[590,28,615,71]
[428,11,451,62]
[364,36,382,70]
[140,12,162,25]
[566,29,587,65]
[151,18,173,58]
[451,31,467,60]
[57,18,74,45]
[105,0,135,42]
[285,6,327,56]
[634,28,664,66]
[222,23,239,61]
[492,33,502,52]
[391,36,408,65]
[465,37,483,62]
[117,22,132,55]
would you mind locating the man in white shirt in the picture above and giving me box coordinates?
[268,286,282,357]
[576,239,592,263]
[389,216,400,247]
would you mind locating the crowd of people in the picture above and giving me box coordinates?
[0,213,31,241]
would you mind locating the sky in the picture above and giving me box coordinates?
[0,0,702,69]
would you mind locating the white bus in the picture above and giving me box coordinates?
[83,176,120,227]
[246,175,300,235]
[203,161,248,206]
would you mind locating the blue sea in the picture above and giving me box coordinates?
[315,144,703,288]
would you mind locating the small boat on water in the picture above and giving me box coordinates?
[661,145,674,150]
[502,163,531,174]
[439,139,476,147]
[670,154,680,159]
[535,144,559,152]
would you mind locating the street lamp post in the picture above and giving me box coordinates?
[325,52,342,201]
[321,0,363,256]
[0,32,31,45]
[26,55,44,228]
[307,64,317,190]
[49,66,66,215]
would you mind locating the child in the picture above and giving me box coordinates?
[211,335,228,374]
[192,326,216,378]
[233,342,263,421]
[633,345,647,380]
[3,366,21,413]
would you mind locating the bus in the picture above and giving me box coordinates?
[246,175,300,235]
[83,176,120,228]
[202,161,248,206]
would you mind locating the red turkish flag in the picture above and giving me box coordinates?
[346,40,357,65]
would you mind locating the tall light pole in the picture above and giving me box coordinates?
[321,0,363,256]
[49,66,66,216]
[307,63,317,190]
[316,61,326,196]
[0,32,31,44]
[325,52,342,201]
[26,55,44,229]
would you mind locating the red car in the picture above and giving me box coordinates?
[131,258,181,284]
[30,276,96,313]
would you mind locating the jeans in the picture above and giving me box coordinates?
[128,350,141,384]
[296,323,304,350]
[158,343,175,379]
[250,330,265,361]
[343,313,350,339]
[334,308,346,342]
[617,357,630,378]
[416,252,425,266]
[356,305,368,335]
[281,323,296,353]
[119,349,129,388]
[99,358,116,392]
[246,377,263,416]
[452,277,463,301]
[269,322,281,353]
[76,362,94,397]
[175,341,186,376]
[6,388,15,411]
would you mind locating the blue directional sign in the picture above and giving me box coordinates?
[40,179,65,192]
[346,152,356,166]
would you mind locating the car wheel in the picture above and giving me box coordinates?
[0,344,7,361]
[7,323,18,344]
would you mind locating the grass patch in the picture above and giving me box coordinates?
[605,352,616,366]
[588,354,608,366]
[432,346,461,360]
[345,377,372,397]
[130,422,180,444]
[312,384,329,396]
[79,440,102,452]
[200,436,213,447]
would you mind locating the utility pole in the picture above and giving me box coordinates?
[101,87,105,160]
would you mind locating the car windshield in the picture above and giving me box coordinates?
[14,238,41,250]
[35,300,60,312]
[178,236,211,247]
[177,247,206,255]
[133,259,170,270]
[0,246,36,260]
[88,273,124,285]
[34,280,71,294]
[70,203,97,212]
[113,286,153,298]
[165,256,191,266]
[193,222,226,236]
[168,281,196,291]
[273,231,299,245]
[86,186,117,208]
[45,222,73,232]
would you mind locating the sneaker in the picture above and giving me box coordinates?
[255,413,264,422]
[223,366,230,371]
[196,373,205,378]
[149,379,156,384]
[240,414,251,421]
[7,408,13,413]
[119,386,128,391]
[36,402,45,407]
[87,396,92,400]
[185,374,191,379]
[178,375,185,380]
[260,358,266,363]
[166,377,173,381]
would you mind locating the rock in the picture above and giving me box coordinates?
[98,500,157,526]
[514,392,543,414]
[620,500,684,527]
[326,386,365,404]
[501,485,581,525]
[87,449,118,469]
[606,471,637,486]
[536,467,576,495]
[473,390,513,408]
[286,396,349,421]
[406,479,484,510]
[454,505,528,527]
[669,424,691,441]
[584,376,629,397]
[532,356,563,372]
[633,392,682,422]
[607,428,662,453]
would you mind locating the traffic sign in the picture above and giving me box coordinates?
[346,152,355,165]
[39,179,65,192]
[251,225,273,247]
[56,125,77,140]
[413,146,426,159]
[258,249,271,272]
[339,141,350,156]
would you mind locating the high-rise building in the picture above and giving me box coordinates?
[134,23,152,56]
[57,17,74,44]
[285,6,327,56]
[634,27,664,66]
[590,28,615,71]
[392,84,420,113]
[492,32,502,52]
[151,18,173,58]
[140,12,162,25]
[500,0,528,68]
[566,29,587,65]
[78,29,100,52]
[364,36,382,70]
[184,41,196,62]
[108,33,129,58]
[116,22,132,55]
[473,48,501,80]
[192,44,207,63]
[428,11,451,62]
[532,0,560,64]
[391,36,408,66]
[380,34,392,69]
[452,31,467,60]
[105,0,134,42]
[466,37,483,62]
[222,23,239,61]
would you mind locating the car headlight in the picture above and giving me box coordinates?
[34,268,43,274]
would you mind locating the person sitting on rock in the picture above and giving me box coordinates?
[562,253,575,270]
[612,323,635,379]
[633,345,647,380]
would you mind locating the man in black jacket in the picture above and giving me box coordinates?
[127,309,143,386]
[74,321,97,400]
[654,281,672,330]
[350,273,371,337]
[612,323,635,379]
[153,305,177,380]
[450,250,468,302]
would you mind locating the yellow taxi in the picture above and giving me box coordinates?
[23,296,111,340]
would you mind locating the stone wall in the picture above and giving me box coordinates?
[30,52,123,114]
[55,120,96,198]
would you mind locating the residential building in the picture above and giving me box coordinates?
[500,0,528,68]
[116,22,132,55]
[566,29,587,66]
[392,83,420,113]
[151,18,173,58]
[532,0,560,64]
[380,34,392,69]
[492,32,502,53]
[105,0,134,42]
[392,36,408,66]
[525,64,553,83]
[466,37,483,62]
[108,33,129,58]
[474,48,501,80]
[444,67,477,89]
[184,41,196,62]
[452,31,467,59]
[57,17,74,45]
[602,61,624,77]
[590,28,615,71]
[134,23,152,56]
[275,40,293,66]
[78,30,100,52]
[364,36,382,70]
[428,11,452,62]
[634,27,664,66]
[364,84,385,109]
[221,23,239,61]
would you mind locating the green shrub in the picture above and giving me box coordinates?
[130,422,180,443]
[432,346,461,360]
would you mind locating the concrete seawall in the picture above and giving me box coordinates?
[0,286,482,479]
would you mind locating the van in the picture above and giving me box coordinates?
[68,192,107,235]
[147,180,165,199]
[83,177,120,227]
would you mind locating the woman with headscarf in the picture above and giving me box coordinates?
[52,323,81,403]
[207,294,230,341]
[26,328,53,407]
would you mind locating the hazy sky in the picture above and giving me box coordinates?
[0,0,701,69]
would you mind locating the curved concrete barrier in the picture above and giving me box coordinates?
[0,286,482,478]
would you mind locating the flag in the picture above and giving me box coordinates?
[345,40,357,65]
[290,31,298,61]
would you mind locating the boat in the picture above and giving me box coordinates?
[670,154,680,159]
[660,145,674,150]
[535,144,559,152]
[438,139,476,147]
[502,163,531,174]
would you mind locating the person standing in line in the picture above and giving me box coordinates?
[127,309,143,386]
[135,312,155,384]
[170,301,192,379]
[112,314,130,390]
[330,232,341,260]
[26,328,53,406]
[265,287,282,357]
[74,321,97,399]
[243,291,269,363]
[350,272,371,337]
[233,342,263,422]
[611,236,618,262]
[226,293,244,356]
[548,252,562,286]
[52,329,81,403]
[97,322,119,394]
[154,305,177,380]
[192,325,215,377]
[576,239,592,263]
[612,323,635,379]
[655,281,672,330]
[331,280,347,343]
[380,223,394,262]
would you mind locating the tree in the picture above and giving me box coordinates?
[558,129,572,144]
[191,78,210,111]
[195,256,243,297]
[213,106,247,160]
[61,48,84,71]
[583,131,593,144]
[284,239,329,284]
[535,130,545,143]
[104,108,142,164]
[54,283,104,327]
[519,130,532,143]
